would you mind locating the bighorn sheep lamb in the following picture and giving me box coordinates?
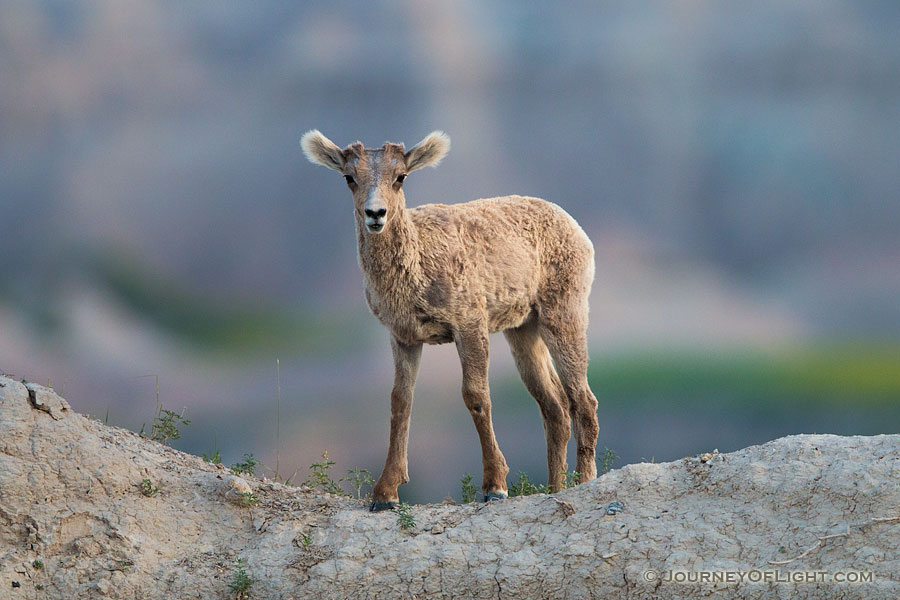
[301,130,599,510]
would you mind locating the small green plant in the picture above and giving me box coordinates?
[306,450,335,486]
[508,472,549,497]
[235,492,259,508]
[203,449,223,465]
[562,470,581,489]
[231,453,258,477]
[305,450,347,495]
[600,447,617,475]
[281,469,301,486]
[139,478,159,497]
[460,473,477,503]
[228,558,253,599]
[36,584,44,590]
[341,468,375,499]
[32,559,43,570]
[151,408,190,445]
[298,532,312,549]
[396,502,416,530]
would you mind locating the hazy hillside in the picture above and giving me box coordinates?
[2,2,898,322]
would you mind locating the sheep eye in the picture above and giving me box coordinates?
[344,175,355,186]
[395,174,407,184]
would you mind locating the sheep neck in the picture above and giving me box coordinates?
[356,208,423,303]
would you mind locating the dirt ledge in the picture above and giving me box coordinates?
[1,375,898,599]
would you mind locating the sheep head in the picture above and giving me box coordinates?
[301,130,450,235]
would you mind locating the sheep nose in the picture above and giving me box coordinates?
[365,208,387,218]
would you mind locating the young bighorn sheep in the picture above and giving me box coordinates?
[301,130,599,510]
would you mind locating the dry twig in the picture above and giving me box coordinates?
[769,515,900,566]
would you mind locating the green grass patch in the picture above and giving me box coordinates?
[89,251,359,355]
[586,343,900,408]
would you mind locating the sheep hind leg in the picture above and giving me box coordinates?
[539,312,599,484]
[504,314,571,493]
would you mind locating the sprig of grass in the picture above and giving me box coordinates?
[231,453,259,477]
[600,447,616,474]
[341,468,375,499]
[508,472,548,497]
[563,470,581,489]
[396,502,416,530]
[235,492,259,508]
[228,558,252,599]
[151,408,190,445]
[298,533,312,549]
[274,358,281,480]
[139,478,159,497]
[305,451,348,496]
[203,449,222,465]
[460,473,477,503]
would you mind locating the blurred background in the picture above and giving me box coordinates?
[2,1,899,503]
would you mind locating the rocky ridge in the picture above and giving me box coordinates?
[1,375,898,599]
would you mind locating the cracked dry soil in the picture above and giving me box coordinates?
[1,376,899,599]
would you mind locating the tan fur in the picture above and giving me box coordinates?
[301,130,600,505]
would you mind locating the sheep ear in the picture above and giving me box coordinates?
[404,131,450,172]
[300,130,345,171]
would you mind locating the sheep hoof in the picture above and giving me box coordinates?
[370,500,399,512]
[483,491,507,503]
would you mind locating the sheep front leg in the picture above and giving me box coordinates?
[371,337,422,511]
[456,326,510,501]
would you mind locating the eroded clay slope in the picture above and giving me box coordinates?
[1,376,898,599]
